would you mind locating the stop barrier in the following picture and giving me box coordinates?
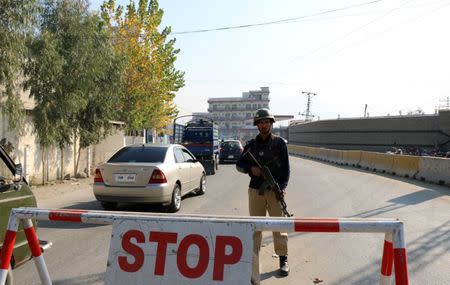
[0,208,409,285]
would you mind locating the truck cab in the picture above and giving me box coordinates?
[173,117,220,175]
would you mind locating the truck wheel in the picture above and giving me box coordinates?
[168,184,181,212]
[5,268,13,285]
[210,163,216,175]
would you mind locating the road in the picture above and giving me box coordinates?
[14,155,450,285]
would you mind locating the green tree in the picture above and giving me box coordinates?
[0,0,39,131]
[101,0,184,132]
[25,0,122,181]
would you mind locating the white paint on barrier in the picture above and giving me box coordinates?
[105,219,254,285]
[418,156,450,185]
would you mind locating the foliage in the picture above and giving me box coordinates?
[25,0,123,150]
[100,0,185,131]
[0,0,39,131]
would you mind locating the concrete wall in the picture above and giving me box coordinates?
[288,110,450,152]
[1,111,127,184]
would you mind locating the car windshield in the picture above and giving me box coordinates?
[221,142,241,150]
[108,146,168,163]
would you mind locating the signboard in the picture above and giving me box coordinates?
[105,219,254,285]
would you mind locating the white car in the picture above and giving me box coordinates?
[93,144,206,212]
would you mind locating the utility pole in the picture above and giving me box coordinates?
[299,91,316,122]
[439,97,450,110]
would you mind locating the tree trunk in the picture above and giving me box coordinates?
[60,147,64,180]
[76,145,82,177]
[41,146,45,185]
[74,132,77,176]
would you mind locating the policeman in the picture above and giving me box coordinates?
[236,108,290,285]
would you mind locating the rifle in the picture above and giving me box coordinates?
[244,151,293,217]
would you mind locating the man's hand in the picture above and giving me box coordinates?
[250,166,262,177]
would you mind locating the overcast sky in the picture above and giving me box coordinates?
[90,0,450,125]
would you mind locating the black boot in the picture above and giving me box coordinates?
[279,255,289,276]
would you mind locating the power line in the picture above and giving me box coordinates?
[288,0,414,64]
[171,0,384,35]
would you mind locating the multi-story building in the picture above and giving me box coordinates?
[209,86,270,136]
[194,87,288,142]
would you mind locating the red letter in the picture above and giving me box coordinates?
[149,231,178,276]
[118,230,145,272]
[213,235,243,281]
[177,234,209,279]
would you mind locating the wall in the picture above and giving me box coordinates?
[1,111,127,184]
[288,110,450,152]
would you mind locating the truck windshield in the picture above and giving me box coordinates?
[184,130,212,143]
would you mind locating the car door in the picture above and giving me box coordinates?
[181,148,199,191]
[0,146,37,267]
[173,147,191,193]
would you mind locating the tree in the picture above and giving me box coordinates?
[25,0,122,180]
[0,0,39,131]
[101,0,184,132]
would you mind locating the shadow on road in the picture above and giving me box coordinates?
[346,188,448,219]
[52,272,105,285]
[323,218,450,285]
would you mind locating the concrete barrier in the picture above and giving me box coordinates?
[417,156,450,186]
[390,155,420,178]
[288,144,448,187]
[342,150,362,167]
[359,152,394,173]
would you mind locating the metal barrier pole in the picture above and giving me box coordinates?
[3,208,410,285]
[0,214,19,285]
[379,231,394,285]
[393,224,409,285]
[23,219,52,285]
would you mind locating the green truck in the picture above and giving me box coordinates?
[0,145,51,284]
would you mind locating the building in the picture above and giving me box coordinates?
[195,87,292,142]
[288,110,450,153]
[201,87,270,141]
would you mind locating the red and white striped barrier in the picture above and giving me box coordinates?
[0,208,409,285]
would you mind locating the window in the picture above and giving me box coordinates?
[182,149,196,162]
[174,148,185,163]
[108,146,167,163]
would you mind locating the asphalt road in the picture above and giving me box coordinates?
[14,156,450,285]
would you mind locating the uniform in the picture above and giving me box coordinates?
[236,108,291,285]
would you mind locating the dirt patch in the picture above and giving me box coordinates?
[31,177,94,202]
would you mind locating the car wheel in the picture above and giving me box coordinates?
[100,202,117,210]
[5,268,12,285]
[168,184,181,212]
[196,174,206,195]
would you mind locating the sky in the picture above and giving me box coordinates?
[89,0,450,126]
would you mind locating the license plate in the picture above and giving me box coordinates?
[115,174,136,182]
[228,155,234,159]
